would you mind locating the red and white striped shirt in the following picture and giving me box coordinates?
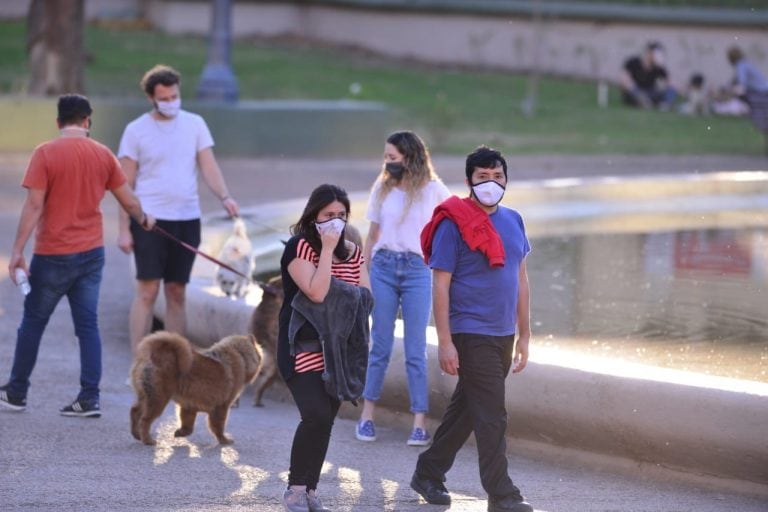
[294,239,364,373]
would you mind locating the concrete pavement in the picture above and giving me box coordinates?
[1,153,767,511]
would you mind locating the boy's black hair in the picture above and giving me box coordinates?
[57,94,92,126]
[465,146,507,181]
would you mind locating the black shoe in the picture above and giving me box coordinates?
[410,472,451,505]
[488,493,534,512]
[0,385,26,411]
[60,399,100,418]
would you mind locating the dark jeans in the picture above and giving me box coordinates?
[286,371,341,490]
[7,247,105,402]
[622,86,677,108]
[415,332,520,499]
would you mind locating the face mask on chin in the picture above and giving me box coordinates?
[315,217,346,236]
[155,98,181,118]
[471,180,506,207]
[59,125,90,137]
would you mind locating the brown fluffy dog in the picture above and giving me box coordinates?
[130,331,262,445]
[248,276,283,406]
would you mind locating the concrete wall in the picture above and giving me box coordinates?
[0,97,390,156]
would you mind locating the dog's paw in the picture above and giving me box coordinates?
[174,427,193,438]
[141,437,156,446]
[218,435,234,445]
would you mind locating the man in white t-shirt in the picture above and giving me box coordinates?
[117,64,239,361]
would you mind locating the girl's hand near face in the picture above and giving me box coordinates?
[319,225,342,251]
[316,217,346,253]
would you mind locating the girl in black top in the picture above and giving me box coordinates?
[278,184,369,512]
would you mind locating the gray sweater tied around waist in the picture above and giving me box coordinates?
[288,277,374,404]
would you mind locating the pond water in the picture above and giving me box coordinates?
[218,177,768,385]
[244,224,768,383]
[528,227,768,383]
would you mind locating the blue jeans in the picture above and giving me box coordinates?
[363,249,431,413]
[7,247,105,402]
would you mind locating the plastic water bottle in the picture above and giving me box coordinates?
[14,268,30,296]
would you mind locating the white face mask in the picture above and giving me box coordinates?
[156,98,181,118]
[315,217,346,236]
[471,180,506,207]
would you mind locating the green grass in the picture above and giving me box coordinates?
[1,20,764,155]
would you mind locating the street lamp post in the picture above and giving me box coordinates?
[197,0,238,103]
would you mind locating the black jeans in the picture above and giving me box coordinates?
[286,371,341,490]
[415,333,521,499]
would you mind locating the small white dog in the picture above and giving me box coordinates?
[215,218,254,298]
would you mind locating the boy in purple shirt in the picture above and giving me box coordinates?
[411,146,533,512]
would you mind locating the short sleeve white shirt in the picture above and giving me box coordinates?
[117,110,214,220]
[366,179,451,256]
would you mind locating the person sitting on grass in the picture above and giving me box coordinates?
[725,45,768,153]
[620,41,677,111]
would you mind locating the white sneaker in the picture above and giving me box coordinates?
[282,488,309,512]
[307,491,332,511]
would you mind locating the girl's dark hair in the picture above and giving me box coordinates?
[291,184,351,261]
[465,145,507,181]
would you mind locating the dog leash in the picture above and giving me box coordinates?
[151,224,251,280]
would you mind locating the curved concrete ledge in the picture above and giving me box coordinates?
[159,171,768,487]
[382,328,768,486]
[170,289,768,486]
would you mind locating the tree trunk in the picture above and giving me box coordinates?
[26,0,85,96]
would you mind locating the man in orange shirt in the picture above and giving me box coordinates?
[0,94,154,417]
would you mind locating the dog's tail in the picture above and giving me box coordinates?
[137,331,194,375]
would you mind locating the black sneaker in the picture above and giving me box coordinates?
[488,493,534,512]
[60,399,100,418]
[410,472,451,505]
[0,385,26,411]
